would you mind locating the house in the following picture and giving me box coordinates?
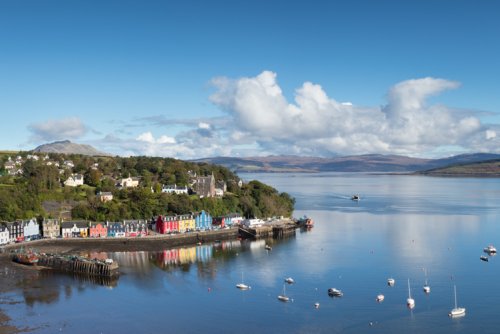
[0,225,10,245]
[242,218,265,228]
[5,221,24,242]
[155,215,179,234]
[107,222,126,237]
[26,154,39,161]
[161,184,189,195]
[61,221,88,238]
[123,220,147,237]
[224,213,243,227]
[178,214,195,233]
[195,210,212,230]
[23,218,41,241]
[89,222,108,238]
[194,173,215,198]
[97,191,114,202]
[63,160,74,168]
[64,174,84,187]
[120,176,140,188]
[42,219,60,239]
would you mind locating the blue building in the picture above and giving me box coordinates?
[107,222,126,237]
[195,210,212,230]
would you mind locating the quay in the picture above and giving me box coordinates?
[238,218,297,239]
[37,254,119,277]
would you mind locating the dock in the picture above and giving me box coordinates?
[239,218,297,239]
[37,254,119,277]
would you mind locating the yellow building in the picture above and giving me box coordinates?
[178,214,195,233]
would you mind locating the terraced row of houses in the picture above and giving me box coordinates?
[0,211,245,245]
[154,211,243,234]
[0,219,148,245]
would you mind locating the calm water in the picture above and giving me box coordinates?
[3,173,500,333]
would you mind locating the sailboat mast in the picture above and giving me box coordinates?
[408,279,411,298]
[454,285,458,308]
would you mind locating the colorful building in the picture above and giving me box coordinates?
[123,220,147,237]
[107,222,126,237]
[61,222,89,238]
[89,222,108,238]
[195,210,212,230]
[5,221,24,242]
[156,215,179,234]
[178,214,195,233]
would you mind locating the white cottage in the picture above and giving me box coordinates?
[64,174,84,187]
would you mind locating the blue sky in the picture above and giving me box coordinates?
[1,0,499,158]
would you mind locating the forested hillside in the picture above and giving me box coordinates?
[0,153,294,221]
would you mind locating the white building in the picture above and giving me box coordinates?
[242,218,265,228]
[120,176,140,188]
[0,225,9,245]
[23,218,40,241]
[161,184,189,195]
[64,174,84,187]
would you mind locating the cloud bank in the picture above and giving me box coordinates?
[29,72,500,159]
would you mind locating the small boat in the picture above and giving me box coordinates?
[407,279,415,309]
[296,216,314,228]
[328,288,343,297]
[387,278,395,286]
[236,272,250,290]
[351,194,360,201]
[376,294,385,302]
[423,269,431,294]
[314,302,320,308]
[484,245,497,254]
[480,255,489,262]
[449,285,466,317]
[284,277,295,284]
[11,250,39,265]
[265,244,272,250]
[277,284,290,302]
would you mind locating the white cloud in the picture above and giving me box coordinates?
[136,132,155,143]
[209,71,499,157]
[486,130,496,140]
[28,117,88,143]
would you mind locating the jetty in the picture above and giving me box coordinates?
[37,254,119,277]
[239,218,297,240]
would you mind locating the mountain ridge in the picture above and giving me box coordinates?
[32,140,110,156]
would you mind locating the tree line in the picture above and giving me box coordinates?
[0,153,295,221]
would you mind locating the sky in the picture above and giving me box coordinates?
[1,0,500,159]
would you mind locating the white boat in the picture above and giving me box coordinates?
[376,294,385,302]
[484,245,497,254]
[277,284,290,302]
[328,288,343,297]
[314,302,320,308]
[423,269,431,294]
[387,278,395,286]
[407,279,415,309]
[265,244,272,250]
[236,272,250,290]
[449,285,466,317]
[284,277,295,284]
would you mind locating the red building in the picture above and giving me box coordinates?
[212,217,226,228]
[89,223,107,238]
[156,215,179,234]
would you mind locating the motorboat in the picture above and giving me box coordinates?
[376,294,385,302]
[328,288,343,297]
[407,279,415,309]
[351,194,360,201]
[480,255,489,262]
[265,244,272,250]
[484,245,497,254]
[277,284,290,302]
[387,278,395,286]
[314,302,320,308]
[449,285,466,317]
[284,277,295,284]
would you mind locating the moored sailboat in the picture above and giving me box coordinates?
[449,285,466,317]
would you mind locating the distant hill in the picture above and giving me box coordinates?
[193,153,500,173]
[417,158,500,176]
[32,140,109,156]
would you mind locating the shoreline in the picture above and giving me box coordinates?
[0,228,240,332]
